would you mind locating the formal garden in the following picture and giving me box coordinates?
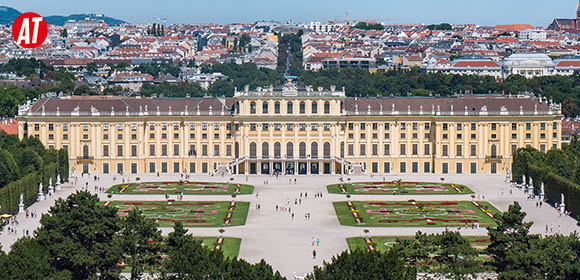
[333,200,499,227]
[347,235,491,252]
[327,180,473,195]
[103,200,250,227]
[106,181,254,195]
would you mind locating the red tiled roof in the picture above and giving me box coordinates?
[453,61,500,68]
[0,119,18,135]
[556,60,580,67]
[494,24,534,31]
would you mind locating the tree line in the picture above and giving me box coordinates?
[6,59,580,116]
[0,132,68,215]
[276,31,304,76]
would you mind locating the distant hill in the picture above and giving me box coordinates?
[0,6,21,25]
[0,6,127,26]
[45,14,126,26]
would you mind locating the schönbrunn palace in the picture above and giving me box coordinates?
[16,84,563,176]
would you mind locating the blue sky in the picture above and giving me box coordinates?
[2,0,579,26]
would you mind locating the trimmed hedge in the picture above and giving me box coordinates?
[529,164,580,218]
[0,173,40,214]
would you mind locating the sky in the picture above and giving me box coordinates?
[1,0,579,26]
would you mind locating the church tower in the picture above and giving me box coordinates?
[577,0,580,21]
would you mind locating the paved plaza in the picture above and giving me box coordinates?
[1,173,579,279]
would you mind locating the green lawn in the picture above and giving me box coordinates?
[198,237,241,259]
[346,236,491,252]
[106,181,254,195]
[327,181,473,195]
[333,200,498,227]
[104,200,250,227]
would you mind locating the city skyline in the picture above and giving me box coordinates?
[2,0,579,26]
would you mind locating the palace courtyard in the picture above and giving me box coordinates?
[1,173,579,279]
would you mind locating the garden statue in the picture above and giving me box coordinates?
[38,182,45,201]
[18,193,24,213]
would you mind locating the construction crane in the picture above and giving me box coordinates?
[328,12,395,45]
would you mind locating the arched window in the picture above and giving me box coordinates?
[262,102,268,114]
[299,142,306,158]
[287,142,294,158]
[274,142,281,158]
[300,101,306,114]
[323,142,331,158]
[274,102,280,114]
[235,142,240,158]
[250,102,256,114]
[312,102,318,114]
[491,144,497,158]
[249,142,257,158]
[83,145,89,158]
[262,142,269,158]
[311,142,318,158]
[324,101,330,114]
[287,101,293,114]
[340,141,345,158]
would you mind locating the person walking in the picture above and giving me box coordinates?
[312,237,315,246]
[312,249,317,259]
[316,238,320,246]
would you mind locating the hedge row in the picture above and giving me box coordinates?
[528,164,580,218]
[0,161,64,215]
[0,173,40,215]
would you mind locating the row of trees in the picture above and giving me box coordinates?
[354,22,385,31]
[0,132,68,214]
[512,137,580,217]
[427,23,453,30]
[277,32,304,76]
[147,23,166,37]
[7,58,580,116]
[299,68,580,116]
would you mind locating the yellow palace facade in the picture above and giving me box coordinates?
[17,84,562,176]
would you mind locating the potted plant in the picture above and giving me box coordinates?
[346,194,351,202]
[440,177,445,183]
[107,194,112,199]
[218,228,225,238]
[363,229,370,238]
[231,194,237,202]
[471,194,476,201]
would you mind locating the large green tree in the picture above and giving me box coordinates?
[487,202,543,280]
[307,249,415,280]
[0,238,70,280]
[118,209,163,280]
[36,191,122,280]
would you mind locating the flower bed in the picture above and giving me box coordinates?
[107,181,254,195]
[334,200,499,227]
[327,181,473,195]
[102,200,249,227]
